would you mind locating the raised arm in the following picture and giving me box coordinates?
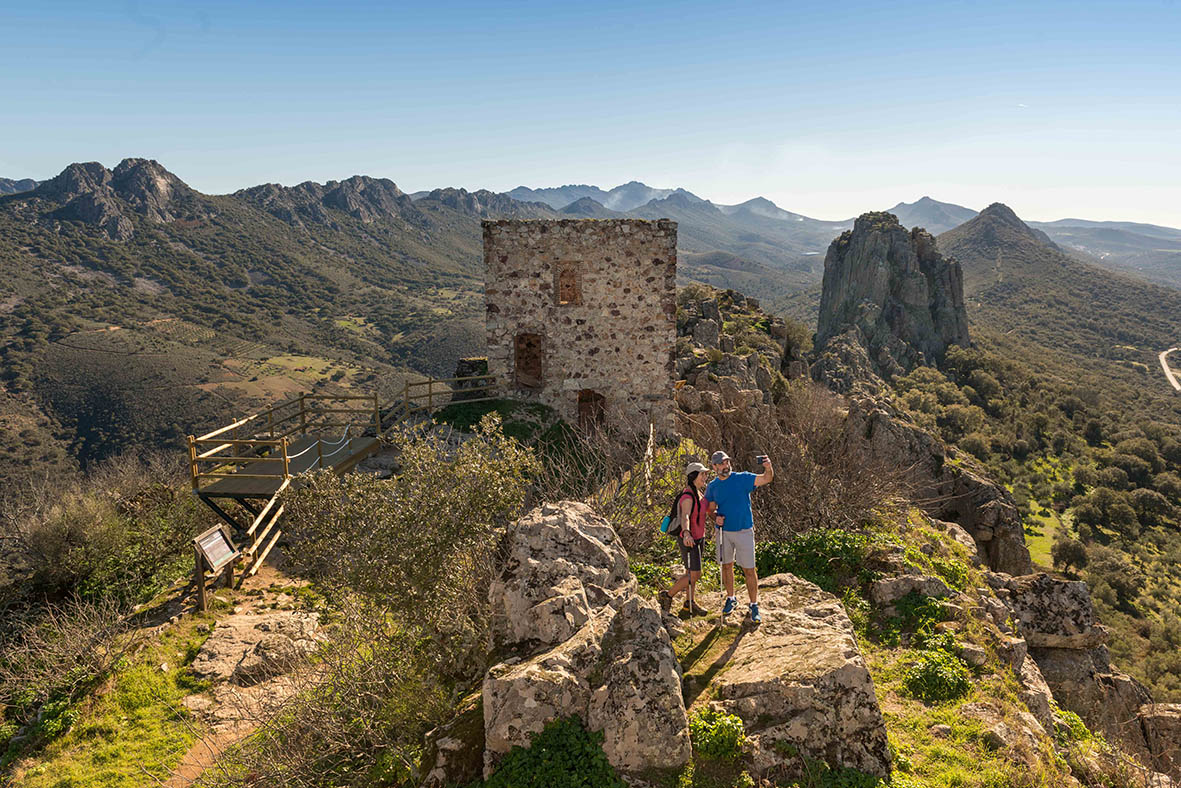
[754,457,774,487]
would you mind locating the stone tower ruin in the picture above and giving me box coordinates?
[483,218,677,434]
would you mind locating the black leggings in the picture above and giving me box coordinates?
[679,538,703,573]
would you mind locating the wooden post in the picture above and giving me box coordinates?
[188,436,199,492]
[282,437,290,479]
[268,408,274,438]
[222,559,234,590]
[195,548,207,612]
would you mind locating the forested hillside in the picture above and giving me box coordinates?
[880,204,1181,698]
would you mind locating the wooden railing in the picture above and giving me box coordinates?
[399,373,499,418]
[188,393,382,492]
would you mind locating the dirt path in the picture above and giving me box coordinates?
[163,548,309,787]
[1160,347,1180,392]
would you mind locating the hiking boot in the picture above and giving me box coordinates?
[682,601,709,617]
[748,603,762,624]
[722,596,738,615]
[658,590,673,612]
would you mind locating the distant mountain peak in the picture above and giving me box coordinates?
[560,197,618,218]
[0,176,39,195]
[887,196,977,234]
[418,187,553,218]
[977,202,1025,226]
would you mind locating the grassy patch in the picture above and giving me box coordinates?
[12,614,215,787]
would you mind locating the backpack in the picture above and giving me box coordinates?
[660,489,697,538]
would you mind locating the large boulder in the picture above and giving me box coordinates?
[588,597,692,772]
[488,500,634,652]
[1032,644,1153,763]
[709,574,891,780]
[483,608,611,769]
[997,573,1108,649]
[869,573,951,606]
[480,502,690,778]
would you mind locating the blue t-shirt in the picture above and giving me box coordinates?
[705,472,757,532]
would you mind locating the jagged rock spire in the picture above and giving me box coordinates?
[813,211,970,391]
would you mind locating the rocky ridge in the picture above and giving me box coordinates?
[0,177,38,195]
[235,175,426,230]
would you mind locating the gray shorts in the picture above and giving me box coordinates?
[716,527,756,570]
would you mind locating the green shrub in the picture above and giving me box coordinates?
[11,454,208,607]
[894,592,948,636]
[755,529,874,594]
[688,707,746,760]
[1055,708,1093,744]
[483,717,625,788]
[903,649,972,703]
[282,414,538,672]
[929,556,970,591]
[631,561,674,593]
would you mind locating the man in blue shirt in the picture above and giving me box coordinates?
[705,450,773,623]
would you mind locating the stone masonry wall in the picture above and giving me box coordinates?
[483,219,677,434]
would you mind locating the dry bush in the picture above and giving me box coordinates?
[211,417,540,787]
[0,595,136,745]
[680,380,913,543]
[525,420,705,557]
[1,451,209,608]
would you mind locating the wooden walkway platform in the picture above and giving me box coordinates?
[185,373,499,581]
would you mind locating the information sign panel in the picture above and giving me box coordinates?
[195,526,238,571]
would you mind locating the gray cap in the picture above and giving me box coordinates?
[710,450,730,464]
[685,462,709,475]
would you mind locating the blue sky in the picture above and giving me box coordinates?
[2,0,1179,224]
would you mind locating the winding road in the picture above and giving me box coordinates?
[1160,348,1181,392]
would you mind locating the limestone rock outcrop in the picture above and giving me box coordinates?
[1032,644,1153,762]
[984,570,1179,778]
[996,573,1109,649]
[480,501,689,777]
[710,574,891,780]
[844,394,1032,576]
[488,500,634,651]
[813,211,970,389]
[1140,704,1181,778]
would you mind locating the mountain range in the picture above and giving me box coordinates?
[0,158,1178,494]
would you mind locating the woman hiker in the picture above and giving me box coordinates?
[659,461,711,616]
